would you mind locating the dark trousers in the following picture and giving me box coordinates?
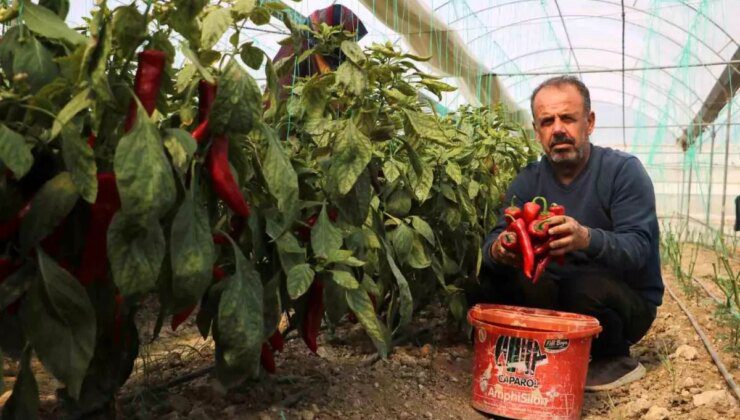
[470,265,657,359]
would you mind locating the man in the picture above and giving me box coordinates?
[480,76,663,391]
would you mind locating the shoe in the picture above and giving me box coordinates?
[584,356,646,392]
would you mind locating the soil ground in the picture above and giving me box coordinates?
[2,244,739,419]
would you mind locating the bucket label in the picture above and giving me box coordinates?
[494,335,548,381]
[544,338,569,353]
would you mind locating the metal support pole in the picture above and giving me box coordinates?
[686,150,693,226]
[706,126,716,227]
[719,98,732,234]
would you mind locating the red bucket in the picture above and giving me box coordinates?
[467,304,602,420]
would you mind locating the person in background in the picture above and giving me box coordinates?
[477,75,663,391]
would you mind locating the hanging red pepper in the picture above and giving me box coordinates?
[302,279,324,354]
[509,218,534,278]
[77,173,121,286]
[212,233,229,245]
[213,265,226,282]
[260,343,276,373]
[268,330,284,352]
[123,49,167,133]
[191,120,210,144]
[207,135,251,217]
[87,133,97,148]
[171,304,197,331]
[198,80,218,123]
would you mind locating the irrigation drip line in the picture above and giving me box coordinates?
[665,281,740,402]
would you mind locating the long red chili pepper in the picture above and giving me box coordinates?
[302,279,324,354]
[198,80,217,123]
[123,49,167,133]
[532,255,551,284]
[510,218,534,278]
[77,173,121,286]
[171,304,196,331]
[260,343,276,373]
[268,330,284,352]
[207,135,250,217]
[547,203,566,266]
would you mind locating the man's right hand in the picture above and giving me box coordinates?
[489,234,520,266]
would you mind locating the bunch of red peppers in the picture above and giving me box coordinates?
[500,197,566,284]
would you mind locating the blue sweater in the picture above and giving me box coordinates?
[483,144,664,306]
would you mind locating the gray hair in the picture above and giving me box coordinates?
[530,75,591,118]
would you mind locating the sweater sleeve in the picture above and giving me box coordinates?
[583,157,656,271]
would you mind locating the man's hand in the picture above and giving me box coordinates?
[546,216,591,256]
[489,234,520,267]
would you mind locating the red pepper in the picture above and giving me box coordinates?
[77,173,121,286]
[0,201,31,241]
[213,265,226,282]
[212,233,229,245]
[510,218,534,278]
[207,135,251,217]
[260,342,276,373]
[549,203,565,216]
[87,133,97,148]
[171,304,196,331]
[533,241,550,256]
[528,219,550,240]
[191,120,210,144]
[268,330,284,352]
[302,279,324,353]
[123,50,167,133]
[503,205,522,223]
[522,196,547,223]
[198,80,218,123]
[499,231,519,252]
[532,255,551,284]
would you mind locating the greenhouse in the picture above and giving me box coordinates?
[0,0,738,418]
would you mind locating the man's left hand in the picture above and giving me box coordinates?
[546,216,591,256]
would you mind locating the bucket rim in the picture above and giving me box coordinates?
[468,313,602,340]
[468,304,601,334]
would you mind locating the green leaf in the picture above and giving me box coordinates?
[20,250,96,400]
[275,231,305,274]
[112,5,147,56]
[260,124,299,220]
[382,239,412,329]
[333,169,372,226]
[407,237,431,269]
[287,263,314,299]
[389,223,413,264]
[217,242,263,378]
[180,43,215,84]
[340,40,365,65]
[403,109,451,146]
[20,172,79,252]
[39,0,70,19]
[24,2,86,46]
[0,264,33,312]
[328,120,372,195]
[61,123,97,204]
[262,272,282,337]
[114,106,177,223]
[346,288,389,358]
[250,7,271,25]
[326,249,365,267]
[335,61,367,96]
[0,124,33,178]
[407,164,434,202]
[233,0,257,16]
[240,42,264,70]
[361,274,381,297]
[311,206,343,258]
[1,347,39,419]
[382,160,401,183]
[210,59,262,136]
[330,270,360,289]
[107,213,166,297]
[201,7,233,50]
[51,87,92,140]
[13,35,59,92]
[0,26,21,78]
[445,161,463,185]
[468,179,480,199]
[385,187,412,218]
[170,189,216,309]
[163,128,197,172]
[410,216,435,245]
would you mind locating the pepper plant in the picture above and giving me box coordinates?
[0,1,537,417]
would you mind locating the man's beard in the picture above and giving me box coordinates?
[548,135,585,167]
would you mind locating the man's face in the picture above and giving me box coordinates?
[532,84,595,167]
